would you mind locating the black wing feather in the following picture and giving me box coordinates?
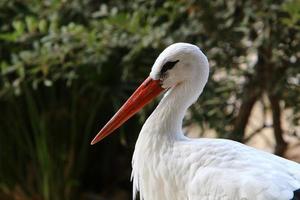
[291,188,300,200]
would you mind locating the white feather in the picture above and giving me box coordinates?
[131,43,300,200]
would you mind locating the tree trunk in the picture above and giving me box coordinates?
[268,95,287,156]
[230,86,260,142]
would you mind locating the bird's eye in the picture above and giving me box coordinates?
[160,60,179,74]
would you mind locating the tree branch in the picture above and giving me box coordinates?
[230,86,261,142]
[244,124,272,143]
[268,95,288,156]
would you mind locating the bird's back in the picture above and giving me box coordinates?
[132,137,300,200]
[176,138,300,200]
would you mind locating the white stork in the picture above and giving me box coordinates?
[91,43,300,200]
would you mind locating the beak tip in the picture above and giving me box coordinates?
[90,133,104,145]
[90,138,98,145]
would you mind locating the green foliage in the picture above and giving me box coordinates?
[282,0,300,29]
[0,0,299,199]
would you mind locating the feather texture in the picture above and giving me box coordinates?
[131,43,300,200]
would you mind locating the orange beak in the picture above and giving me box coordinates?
[91,77,164,145]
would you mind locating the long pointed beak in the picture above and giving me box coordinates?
[91,77,164,145]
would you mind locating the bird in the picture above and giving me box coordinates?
[91,43,300,200]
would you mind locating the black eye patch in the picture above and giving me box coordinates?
[160,60,179,74]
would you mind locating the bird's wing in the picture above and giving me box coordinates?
[176,138,300,200]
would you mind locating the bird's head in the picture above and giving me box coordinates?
[91,43,209,144]
[150,43,209,89]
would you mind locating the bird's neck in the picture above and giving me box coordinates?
[132,71,208,199]
[140,77,206,142]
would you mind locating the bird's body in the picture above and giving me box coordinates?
[92,43,300,200]
[133,137,300,200]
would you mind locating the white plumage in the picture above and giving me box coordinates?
[131,43,300,200]
[91,43,300,200]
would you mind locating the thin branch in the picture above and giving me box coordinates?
[244,124,272,143]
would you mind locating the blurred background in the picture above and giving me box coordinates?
[0,0,299,199]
